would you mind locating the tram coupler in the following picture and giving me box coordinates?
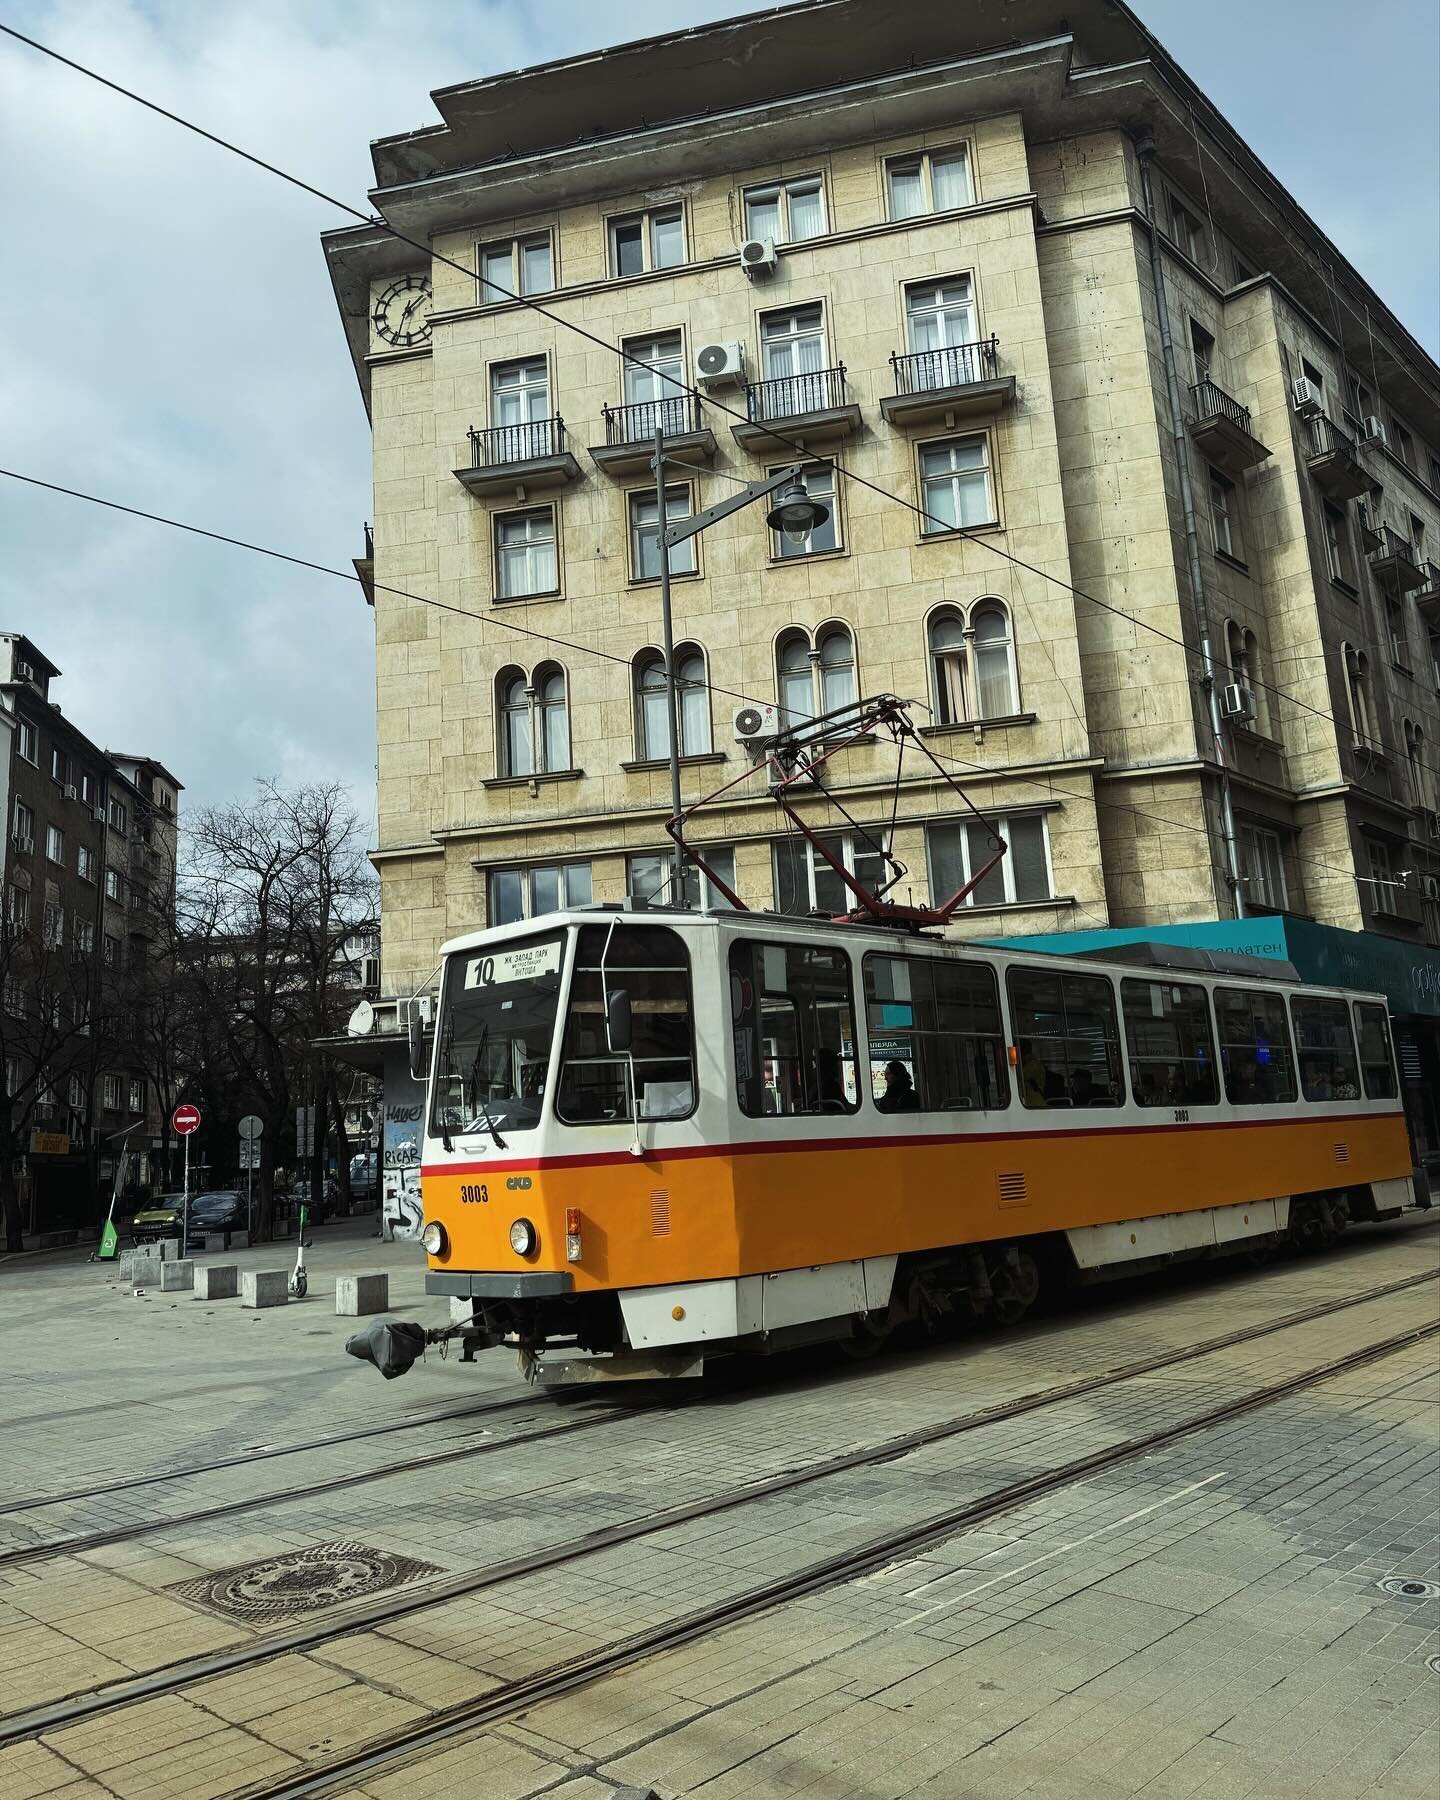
[344,1316,492,1379]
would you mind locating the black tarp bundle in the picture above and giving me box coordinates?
[345,1318,428,1379]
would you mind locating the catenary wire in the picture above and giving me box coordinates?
[0,20,1431,794]
[0,465,1384,904]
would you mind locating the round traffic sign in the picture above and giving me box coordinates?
[172,1103,202,1137]
[238,1115,264,1140]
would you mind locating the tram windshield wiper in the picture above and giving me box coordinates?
[465,1024,509,1152]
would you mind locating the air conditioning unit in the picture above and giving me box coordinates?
[1290,377,1322,419]
[64,784,77,803]
[93,803,105,823]
[695,341,746,387]
[15,661,34,681]
[1220,682,1258,723]
[1427,813,1440,841]
[738,236,778,278]
[733,702,782,750]
[12,835,33,855]
[1361,415,1387,446]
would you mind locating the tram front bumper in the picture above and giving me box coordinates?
[425,1271,575,1299]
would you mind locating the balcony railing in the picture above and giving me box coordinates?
[1190,380,1251,435]
[745,365,849,423]
[890,338,999,396]
[1188,379,1269,472]
[602,393,702,445]
[1304,413,1370,499]
[469,416,568,467]
[1415,561,1440,628]
[1308,413,1360,459]
[1369,524,1425,592]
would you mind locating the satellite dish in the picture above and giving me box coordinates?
[348,1000,376,1037]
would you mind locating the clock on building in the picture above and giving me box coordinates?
[372,274,432,348]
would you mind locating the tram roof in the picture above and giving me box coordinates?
[436,905,1386,1004]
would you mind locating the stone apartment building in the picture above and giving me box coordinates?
[323,0,1440,1009]
[1,634,182,1235]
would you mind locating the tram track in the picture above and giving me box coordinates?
[239,1317,1438,1800]
[3,1262,1433,1752]
[1,1263,1432,1575]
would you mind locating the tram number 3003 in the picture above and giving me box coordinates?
[460,1183,489,1206]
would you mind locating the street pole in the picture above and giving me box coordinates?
[654,423,687,906]
[181,1128,189,1260]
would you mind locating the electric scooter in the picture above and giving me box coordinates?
[289,1203,310,1298]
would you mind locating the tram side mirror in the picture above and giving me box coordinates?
[605,987,633,1054]
[407,1003,427,1081]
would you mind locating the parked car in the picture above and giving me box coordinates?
[130,1190,248,1244]
[129,1193,189,1243]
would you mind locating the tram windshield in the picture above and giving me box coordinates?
[431,932,565,1137]
[557,924,695,1122]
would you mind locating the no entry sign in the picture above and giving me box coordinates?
[172,1103,202,1137]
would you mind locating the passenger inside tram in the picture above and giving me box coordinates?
[875,1060,920,1113]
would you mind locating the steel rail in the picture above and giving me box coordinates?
[2,1266,1432,1750]
[241,1318,1440,1799]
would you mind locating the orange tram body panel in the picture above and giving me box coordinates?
[414,908,1420,1382]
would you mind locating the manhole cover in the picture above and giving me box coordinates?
[170,1541,441,1622]
[1378,1576,1440,1601]
[1428,1655,1440,1676]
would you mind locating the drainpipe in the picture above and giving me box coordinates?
[1133,130,1246,918]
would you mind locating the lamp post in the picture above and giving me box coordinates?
[652,425,830,903]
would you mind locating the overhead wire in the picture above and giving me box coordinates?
[0,20,1429,794]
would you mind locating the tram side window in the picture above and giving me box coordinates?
[1120,978,1219,1107]
[730,940,860,1116]
[1290,995,1362,1101]
[1213,987,1297,1104]
[1007,967,1124,1108]
[1354,1001,1399,1099]
[556,924,695,1123]
[864,953,1009,1111]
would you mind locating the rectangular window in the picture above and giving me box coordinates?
[743,175,825,244]
[1238,824,1288,910]
[68,1074,87,1115]
[608,206,685,277]
[1167,196,1203,261]
[487,860,592,927]
[490,358,550,430]
[863,952,1009,1113]
[17,719,37,764]
[102,1074,121,1111]
[904,278,980,387]
[1232,254,1256,284]
[730,938,859,1116]
[42,901,63,949]
[773,831,888,916]
[920,435,994,532]
[5,1058,18,1098]
[626,847,737,911]
[1121,978,1219,1107]
[103,932,120,966]
[1291,995,1362,1100]
[77,845,94,882]
[105,868,122,902]
[629,486,695,581]
[886,147,972,220]
[494,508,558,600]
[128,1077,145,1113]
[1210,468,1239,558]
[1189,320,1215,384]
[12,799,33,846]
[3,974,23,1013]
[45,824,64,865]
[927,814,1053,909]
[80,772,94,805]
[1354,1002,1397,1100]
[1008,966,1125,1108]
[73,918,95,955]
[770,463,837,558]
[108,798,127,834]
[477,234,552,303]
[6,886,29,930]
[1214,987,1297,1103]
[621,331,688,436]
[1323,502,1357,586]
[51,746,67,785]
[557,923,695,1123]
[1392,422,1415,469]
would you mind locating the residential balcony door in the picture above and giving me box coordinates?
[906,280,979,389]
[493,360,549,428]
[760,306,827,415]
[623,334,688,436]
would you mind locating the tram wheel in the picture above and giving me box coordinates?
[988,1247,1040,1327]
[838,1311,894,1360]
[1289,1201,1327,1254]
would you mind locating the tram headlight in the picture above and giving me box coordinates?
[420,1221,446,1256]
[509,1217,537,1257]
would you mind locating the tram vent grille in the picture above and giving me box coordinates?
[649,1189,671,1236]
[996,1171,1029,1207]
[1333,1142,1350,1165]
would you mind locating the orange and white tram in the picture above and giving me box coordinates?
[413,904,1421,1383]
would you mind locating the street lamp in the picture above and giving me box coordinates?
[653,425,830,904]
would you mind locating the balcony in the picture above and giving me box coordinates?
[731,365,862,455]
[879,338,1016,428]
[1357,503,1385,557]
[1368,524,1425,594]
[1412,559,1440,628]
[1304,414,1370,500]
[354,521,375,608]
[1365,875,1424,929]
[589,395,717,478]
[1186,381,1270,473]
[454,417,582,501]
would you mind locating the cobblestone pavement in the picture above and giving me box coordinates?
[0,1218,1435,1798]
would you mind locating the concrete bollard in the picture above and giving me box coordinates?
[159,1260,195,1292]
[121,1248,162,1285]
[158,1237,180,1263]
[241,1270,289,1309]
[195,1264,239,1300]
[335,1273,389,1317]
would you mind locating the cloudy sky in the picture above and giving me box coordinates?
[2,0,1436,830]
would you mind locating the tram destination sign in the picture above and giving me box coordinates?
[465,940,562,989]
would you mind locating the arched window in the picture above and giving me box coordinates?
[777,631,813,726]
[1227,621,1270,736]
[817,623,857,719]
[1405,718,1430,810]
[635,651,670,760]
[535,664,569,773]
[928,607,968,725]
[498,670,532,777]
[970,602,1016,719]
[676,644,711,754]
[1344,645,1374,747]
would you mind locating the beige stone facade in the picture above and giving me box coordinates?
[324,1,1440,1003]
